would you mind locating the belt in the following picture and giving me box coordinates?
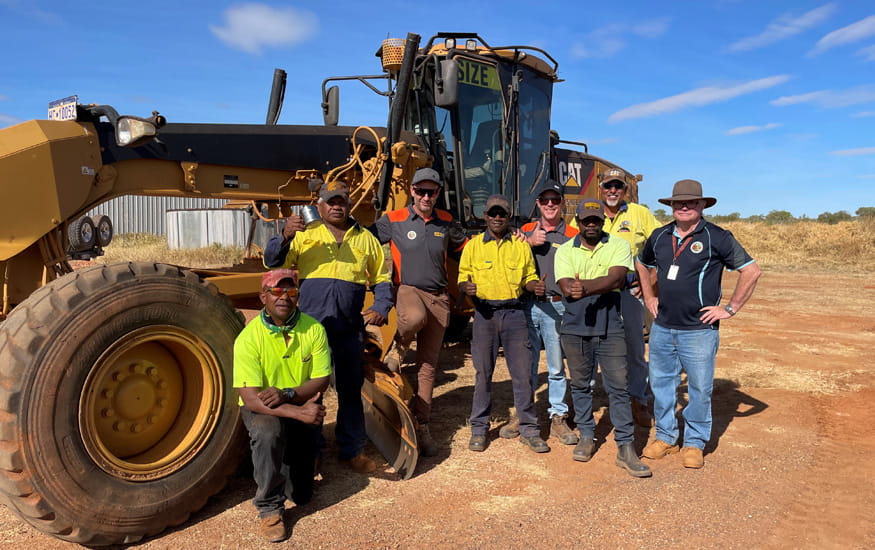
[477,299,523,311]
[535,295,563,302]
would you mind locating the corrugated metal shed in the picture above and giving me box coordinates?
[86,196,228,236]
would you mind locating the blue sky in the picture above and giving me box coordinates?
[2,1,873,217]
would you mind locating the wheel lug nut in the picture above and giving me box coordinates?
[101,408,115,418]
[101,389,113,399]
[113,421,127,432]
[131,423,143,433]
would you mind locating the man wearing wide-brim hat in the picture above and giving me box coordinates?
[635,179,761,469]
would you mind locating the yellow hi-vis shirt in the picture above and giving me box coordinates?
[233,311,332,406]
[278,221,390,287]
[457,232,538,301]
[601,202,661,256]
[554,233,634,284]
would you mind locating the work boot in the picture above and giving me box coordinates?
[499,416,520,439]
[572,438,595,462]
[616,443,652,478]
[681,446,705,469]
[385,342,408,373]
[343,453,376,473]
[642,439,679,460]
[469,434,487,452]
[550,414,580,445]
[417,423,439,457]
[258,513,287,543]
[520,434,550,453]
[631,400,655,428]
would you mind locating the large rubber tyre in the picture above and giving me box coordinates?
[0,262,246,545]
[68,215,96,251]
[91,214,114,247]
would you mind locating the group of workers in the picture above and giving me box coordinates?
[233,167,761,542]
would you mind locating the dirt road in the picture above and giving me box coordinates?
[1,270,873,549]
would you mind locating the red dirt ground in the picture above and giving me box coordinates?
[1,270,873,549]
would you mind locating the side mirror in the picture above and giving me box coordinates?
[322,86,339,126]
[434,59,458,107]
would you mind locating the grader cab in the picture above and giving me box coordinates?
[0,32,641,545]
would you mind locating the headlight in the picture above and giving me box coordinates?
[116,116,157,147]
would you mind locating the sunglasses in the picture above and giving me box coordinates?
[671,200,700,210]
[600,181,626,190]
[538,196,562,205]
[264,286,298,298]
[413,187,439,197]
[485,208,509,218]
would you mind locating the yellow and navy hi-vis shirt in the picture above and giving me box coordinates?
[457,231,538,301]
[263,220,393,335]
[233,309,332,406]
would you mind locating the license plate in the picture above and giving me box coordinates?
[48,95,78,121]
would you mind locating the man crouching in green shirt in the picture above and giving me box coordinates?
[233,269,331,542]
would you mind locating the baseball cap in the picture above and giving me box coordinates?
[484,194,511,214]
[412,167,442,187]
[319,182,350,202]
[599,168,626,186]
[537,179,564,197]
[262,269,297,288]
[576,199,605,220]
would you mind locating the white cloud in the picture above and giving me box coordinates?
[858,44,875,61]
[828,146,875,156]
[727,3,836,52]
[852,110,875,117]
[725,122,782,135]
[809,14,875,55]
[571,18,669,59]
[608,75,791,122]
[771,85,875,108]
[209,3,317,55]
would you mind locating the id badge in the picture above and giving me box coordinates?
[667,264,679,280]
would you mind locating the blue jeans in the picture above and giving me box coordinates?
[648,323,720,450]
[240,408,318,517]
[470,307,538,438]
[561,332,634,445]
[525,299,569,417]
[620,289,649,405]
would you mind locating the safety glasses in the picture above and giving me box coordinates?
[600,181,626,190]
[264,286,298,298]
[413,187,439,197]
[485,208,509,218]
[538,196,562,205]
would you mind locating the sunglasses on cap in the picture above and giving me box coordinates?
[600,181,626,190]
[264,286,299,298]
[537,196,562,205]
[485,208,509,218]
[413,187,439,197]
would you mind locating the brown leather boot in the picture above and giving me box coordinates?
[642,439,679,459]
[681,446,704,469]
[549,414,580,445]
[417,423,439,457]
[499,416,520,439]
[258,513,287,543]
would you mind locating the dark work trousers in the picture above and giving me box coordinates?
[327,328,367,460]
[469,307,538,437]
[560,332,635,445]
[241,408,318,518]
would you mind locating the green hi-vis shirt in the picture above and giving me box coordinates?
[233,310,332,406]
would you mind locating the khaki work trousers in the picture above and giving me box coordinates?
[395,284,450,423]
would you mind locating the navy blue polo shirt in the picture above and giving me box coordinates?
[370,206,467,292]
[637,220,755,330]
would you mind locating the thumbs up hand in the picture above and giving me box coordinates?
[298,392,326,425]
[570,273,586,299]
[528,221,547,246]
[462,274,477,296]
[533,273,547,296]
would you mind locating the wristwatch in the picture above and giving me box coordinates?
[282,388,297,402]
[724,304,736,316]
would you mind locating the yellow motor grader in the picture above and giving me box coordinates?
[0,32,641,545]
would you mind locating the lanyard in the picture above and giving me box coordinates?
[671,234,694,265]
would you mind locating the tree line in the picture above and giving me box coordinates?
[649,206,875,225]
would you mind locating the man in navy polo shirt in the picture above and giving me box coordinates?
[370,167,467,457]
[636,180,761,469]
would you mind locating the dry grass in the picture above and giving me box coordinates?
[720,218,875,272]
[96,234,244,268]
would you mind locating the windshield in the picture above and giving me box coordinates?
[516,68,553,218]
